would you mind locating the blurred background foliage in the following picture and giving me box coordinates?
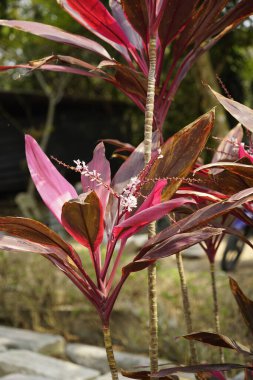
[0,0,252,140]
[0,0,252,224]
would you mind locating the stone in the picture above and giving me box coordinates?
[66,344,150,374]
[0,326,65,356]
[0,375,50,380]
[233,371,244,380]
[0,348,6,354]
[0,350,99,380]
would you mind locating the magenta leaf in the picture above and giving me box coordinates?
[25,135,78,223]
[116,195,196,240]
[58,0,132,59]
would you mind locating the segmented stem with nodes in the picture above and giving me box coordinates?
[143,35,159,377]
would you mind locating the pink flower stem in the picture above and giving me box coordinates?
[101,238,118,281]
[104,273,129,324]
[106,239,127,292]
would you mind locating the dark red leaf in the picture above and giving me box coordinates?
[121,0,148,44]
[230,278,253,338]
[138,188,253,259]
[147,110,214,200]
[158,0,197,48]
[61,192,104,252]
[183,332,252,355]
[122,364,253,380]
[0,216,81,268]
[101,139,135,153]
[122,259,155,275]
[143,228,223,261]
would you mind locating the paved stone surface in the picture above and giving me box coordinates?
[0,375,50,380]
[0,350,99,379]
[0,326,65,356]
[66,343,150,374]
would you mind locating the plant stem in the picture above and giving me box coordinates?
[144,35,159,375]
[210,261,224,363]
[176,252,198,364]
[103,325,119,380]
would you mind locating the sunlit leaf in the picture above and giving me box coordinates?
[61,191,104,252]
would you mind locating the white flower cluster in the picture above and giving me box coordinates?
[120,176,140,212]
[74,159,102,182]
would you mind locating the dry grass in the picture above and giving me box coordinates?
[0,237,252,365]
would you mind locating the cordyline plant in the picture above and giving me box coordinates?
[182,277,253,380]
[0,111,226,379]
[121,189,253,379]
[175,90,253,363]
[1,1,253,375]
[1,1,253,132]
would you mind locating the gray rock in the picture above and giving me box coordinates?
[0,375,50,380]
[66,344,150,374]
[233,371,244,380]
[0,326,65,356]
[0,347,6,354]
[0,350,99,380]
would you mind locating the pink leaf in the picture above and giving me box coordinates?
[0,20,111,59]
[115,194,196,239]
[212,124,243,165]
[210,87,253,133]
[81,142,111,215]
[109,0,144,51]
[25,135,77,223]
[239,145,253,164]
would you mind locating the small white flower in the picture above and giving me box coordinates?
[120,194,138,212]
[73,159,83,171]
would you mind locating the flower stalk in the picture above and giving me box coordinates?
[144,35,159,375]
[103,325,119,380]
[176,252,197,364]
[210,261,224,363]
